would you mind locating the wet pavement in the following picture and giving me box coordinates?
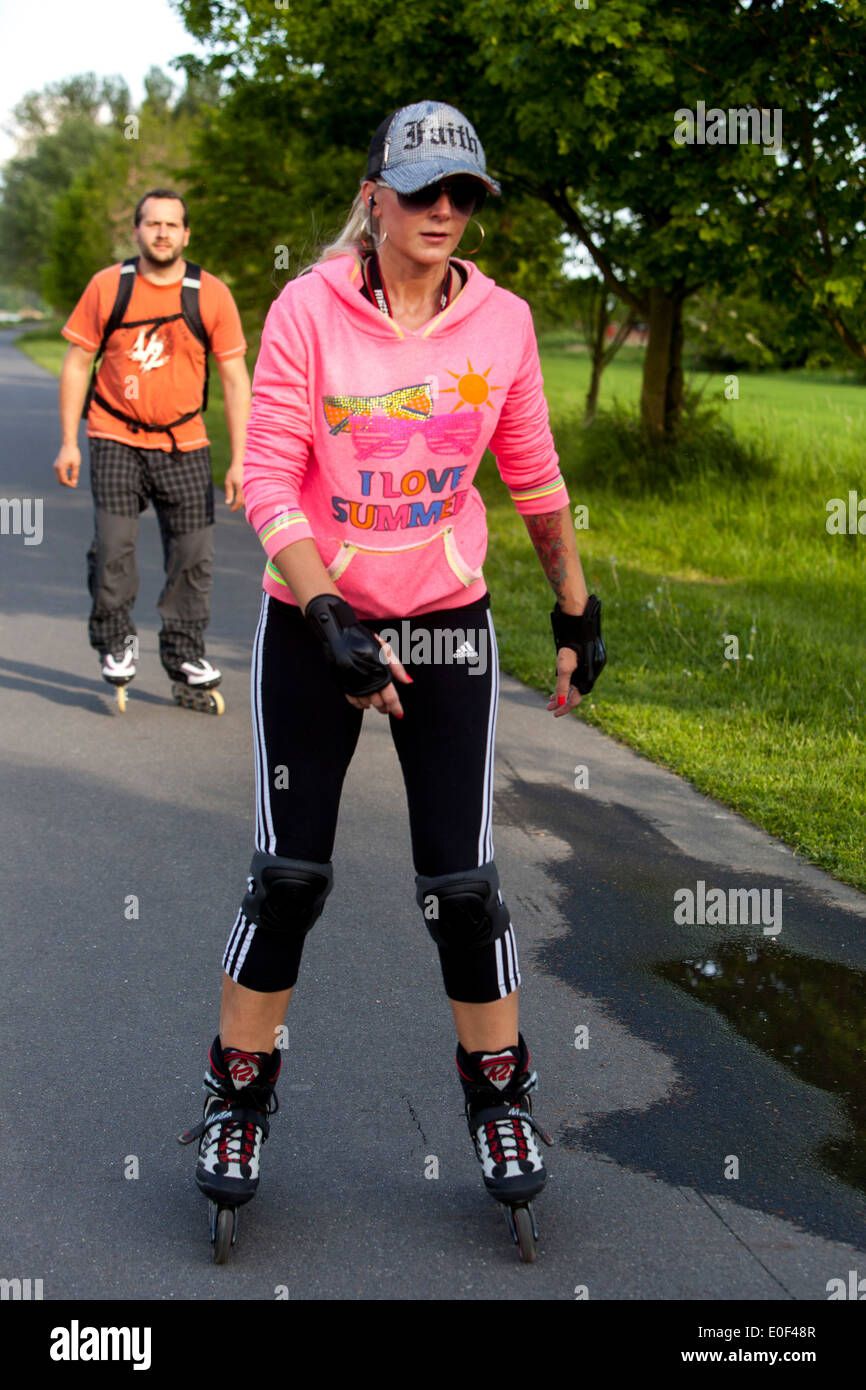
[497,777,866,1251]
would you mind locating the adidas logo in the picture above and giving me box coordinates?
[453,641,478,663]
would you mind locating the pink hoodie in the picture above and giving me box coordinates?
[244,254,569,618]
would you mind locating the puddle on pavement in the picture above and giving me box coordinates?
[655,941,866,1194]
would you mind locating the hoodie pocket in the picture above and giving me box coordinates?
[325,524,483,587]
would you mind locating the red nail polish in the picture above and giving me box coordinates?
[405,676,414,683]
[557,696,566,707]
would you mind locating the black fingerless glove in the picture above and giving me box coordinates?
[551,594,607,695]
[304,594,391,697]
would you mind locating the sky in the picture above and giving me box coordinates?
[0,0,206,166]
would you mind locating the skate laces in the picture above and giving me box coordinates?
[468,1070,554,1159]
[482,1100,554,1163]
[177,1082,278,1150]
[216,1105,266,1167]
[485,1109,530,1165]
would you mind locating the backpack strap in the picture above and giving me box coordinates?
[103,257,138,345]
[82,257,138,419]
[180,262,210,412]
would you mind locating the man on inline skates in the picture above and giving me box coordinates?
[53,189,250,711]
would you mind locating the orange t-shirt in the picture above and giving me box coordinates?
[63,263,247,451]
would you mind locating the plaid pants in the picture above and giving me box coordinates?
[86,438,215,676]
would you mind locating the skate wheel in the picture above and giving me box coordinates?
[171,682,225,715]
[509,1205,537,1264]
[116,685,128,712]
[211,1205,236,1264]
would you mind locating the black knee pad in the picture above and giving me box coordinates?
[415,861,511,951]
[242,851,333,940]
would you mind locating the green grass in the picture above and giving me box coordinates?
[484,342,866,889]
[18,327,866,889]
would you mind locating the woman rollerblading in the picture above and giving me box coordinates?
[182,99,605,1264]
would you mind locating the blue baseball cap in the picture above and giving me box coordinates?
[366,101,501,197]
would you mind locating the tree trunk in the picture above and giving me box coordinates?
[585,356,604,424]
[584,291,609,424]
[666,298,684,434]
[640,287,684,441]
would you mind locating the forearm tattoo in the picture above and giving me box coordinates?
[525,512,569,606]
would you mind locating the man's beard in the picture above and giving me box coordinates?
[141,244,182,267]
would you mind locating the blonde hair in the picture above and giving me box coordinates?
[297,188,384,275]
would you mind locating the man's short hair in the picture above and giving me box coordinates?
[134,190,189,227]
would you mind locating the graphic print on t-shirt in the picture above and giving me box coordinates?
[127,324,172,373]
[323,373,502,531]
[321,365,502,465]
[322,382,434,434]
[441,358,502,414]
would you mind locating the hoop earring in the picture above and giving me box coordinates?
[459,219,485,257]
[365,199,388,251]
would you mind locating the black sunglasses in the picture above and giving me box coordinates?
[394,177,486,215]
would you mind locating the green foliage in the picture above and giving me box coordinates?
[175,63,575,325]
[41,165,117,312]
[0,115,114,293]
[559,396,777,497]
[0,75,140,294]
[0,284,50,314]
[477,350,866,890]
[171,0,866,446]
[2,66,223,314]
[685,279,851,373]
[179,74,360,322]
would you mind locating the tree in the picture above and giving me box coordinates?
[22,68,220,312]
[0,78,117,293]
[176,65,573,326]
[685,276,852,373]
[722,1,866,369]
[175,0,866,442]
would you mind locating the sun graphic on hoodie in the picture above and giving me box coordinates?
[441,359,502,413]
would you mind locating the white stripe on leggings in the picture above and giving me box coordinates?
[477,608,499,865]
[494,927,520,998]
[223,908,246,977]
[251,593,275,853]
[494,936,507,998]
[231,915,256,977]
[504,924,520,991]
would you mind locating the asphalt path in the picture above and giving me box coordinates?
[2,327,866,1304]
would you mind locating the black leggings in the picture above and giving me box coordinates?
[222,592,520,1002]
